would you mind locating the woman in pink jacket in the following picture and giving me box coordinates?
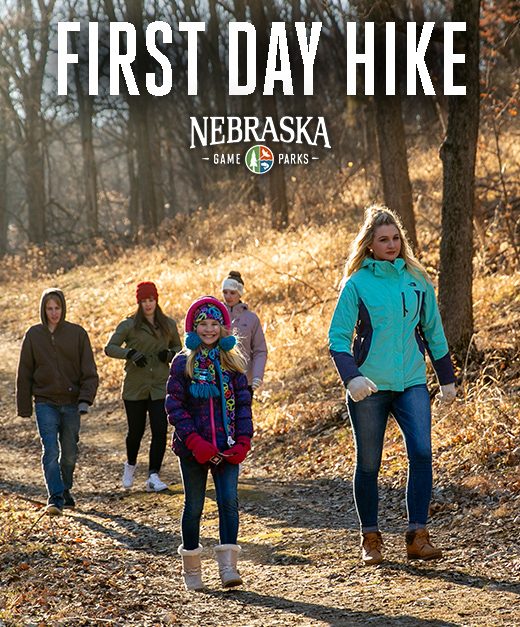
[221,271,268,396]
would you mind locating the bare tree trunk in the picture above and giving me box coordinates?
[0,123,7,255]
[374,94,417,247]
[288,0,306,116]
[373,18,417,247]
[81,100,99,237]
[208,0,227,116]
[132,99,158,230]
[76,89,99,237]
[24,109,46,244]
[439,0,480,361]
[72,30,99,237]
[0,1,56,245]
[250,1,289,230]
[263,95,289,230]
[234,0,263,204]
[126,0,158,231]
[164,138,178,218]
[127,121,139,237]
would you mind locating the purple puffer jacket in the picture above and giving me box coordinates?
[165,353,253,457]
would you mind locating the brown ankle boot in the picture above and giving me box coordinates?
[361,531,383,565]
[406,528,442,560]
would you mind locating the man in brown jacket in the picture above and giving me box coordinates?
[16,288,99,515]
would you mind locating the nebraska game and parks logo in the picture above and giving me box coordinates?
[190,116,331,171]
[245,145,274,174]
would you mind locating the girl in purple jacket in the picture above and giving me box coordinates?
[166,296,253,591]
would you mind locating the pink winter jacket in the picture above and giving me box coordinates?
[226,302,268,385]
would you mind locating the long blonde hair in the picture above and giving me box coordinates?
[344,205,431,283]
[184,327,247,378]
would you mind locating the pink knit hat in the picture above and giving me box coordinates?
[184,296,231,333]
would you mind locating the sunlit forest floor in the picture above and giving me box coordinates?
[0,138,519,625]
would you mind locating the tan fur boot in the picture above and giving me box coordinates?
[214,544,243,587]
[178,545,204,591]
[406,528,443,560]
[361,531,383,565]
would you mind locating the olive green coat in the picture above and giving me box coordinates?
[105,317,181,401]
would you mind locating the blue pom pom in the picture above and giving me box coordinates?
[219,335,236,352]
[185,331,202,350]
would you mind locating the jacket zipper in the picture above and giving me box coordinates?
[401,293,408,317]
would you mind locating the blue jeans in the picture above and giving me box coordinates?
[347,384,432,531]
[35,402,81,508]
[179,456,240,550]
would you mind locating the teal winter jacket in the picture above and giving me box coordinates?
[328,258,455,392]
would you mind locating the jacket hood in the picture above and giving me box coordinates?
[40,288,66,325]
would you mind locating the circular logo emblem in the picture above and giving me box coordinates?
[245,145,274,174]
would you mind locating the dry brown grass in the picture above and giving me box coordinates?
[1,133,518,490]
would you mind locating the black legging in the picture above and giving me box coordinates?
[123,397,167,474]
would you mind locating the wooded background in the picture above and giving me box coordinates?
[0,0,518,361]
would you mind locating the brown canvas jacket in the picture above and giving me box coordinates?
[16,289,99,417]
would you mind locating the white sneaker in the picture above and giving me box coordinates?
[122,462,136,489]
[145,473,168,492]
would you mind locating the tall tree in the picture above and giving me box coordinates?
[439,0,481,360]
[250,0,288,230]
[104,0,159,233]
[0,107,7,255]
[0,0,56,244]
[208,0,227,116]
[372,3,417,247]
[70,2,99,237]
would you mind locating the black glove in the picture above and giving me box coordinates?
[127,348,147,368]
[158,349,173,363]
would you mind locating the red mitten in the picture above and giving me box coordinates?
[222,436,251,465]
[185,433,218,464]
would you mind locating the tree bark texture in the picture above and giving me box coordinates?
[127,134,139,237]
[24,108,46,244]
[72,30,99,238]
[80,99,99,238]
[251,1,289,231]
[439,0,481,361]
[374,19,417,248]
[127,0,159,232]
[0,127,7,255]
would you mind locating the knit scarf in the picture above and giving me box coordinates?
[190,345,236,444]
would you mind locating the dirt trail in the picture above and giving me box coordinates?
[0,330,519,626]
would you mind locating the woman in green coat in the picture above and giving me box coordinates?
[105,282,181,491]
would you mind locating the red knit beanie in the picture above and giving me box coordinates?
[136,281,158,303]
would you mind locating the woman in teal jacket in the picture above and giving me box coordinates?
[328,206,456,566]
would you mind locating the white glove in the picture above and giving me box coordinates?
[346,376,378,402]
[438,383,456,405]
[252,377,263,391]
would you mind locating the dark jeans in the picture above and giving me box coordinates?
[123,398,167,474]
[179,456,240,550]
[35,402,81,508]
[347,384,432,531]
